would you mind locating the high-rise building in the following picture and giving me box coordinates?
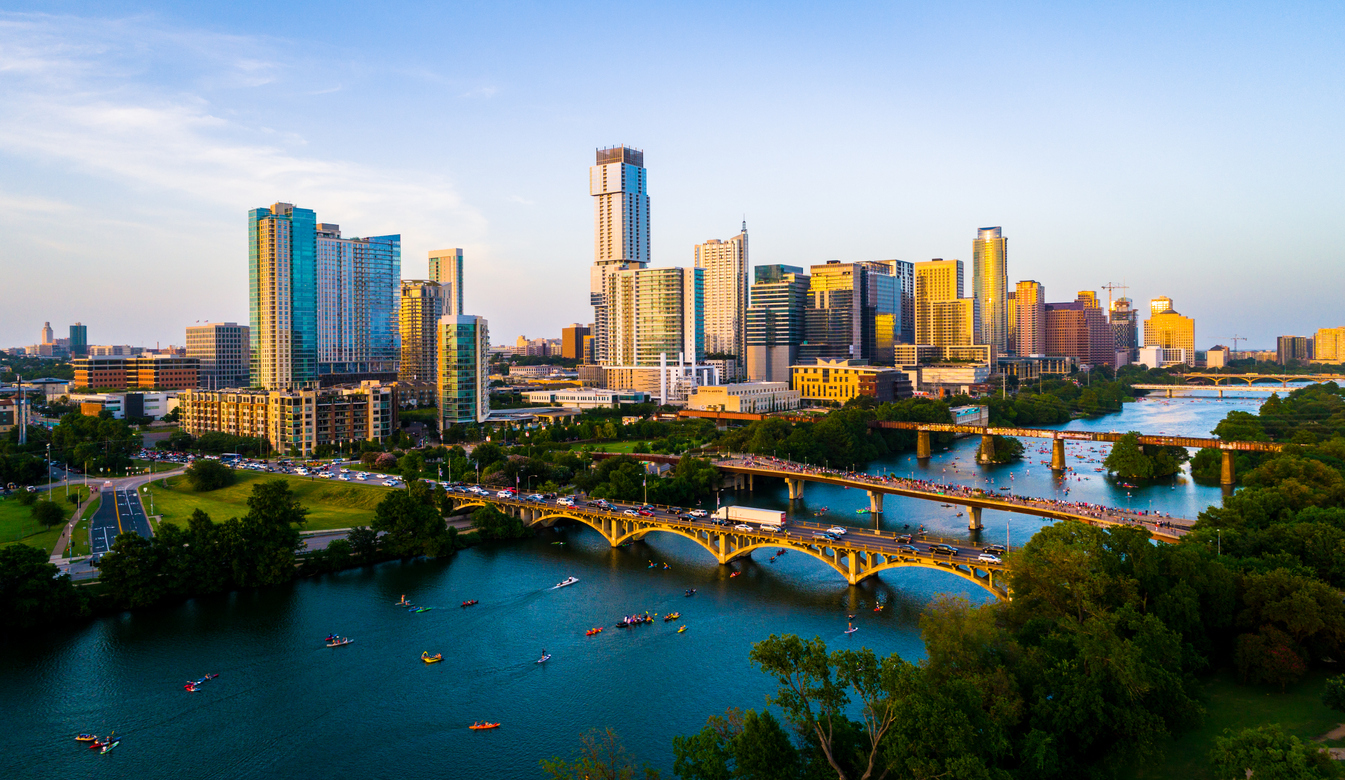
[1045,293,1116,366]
[428,248,464,316]
[69,323,87,357]
[1143,299,1195,366]
[561,324,591,361]
[878,260,916,345]
[1276,336,1311,365]
[1015,281,1046,356]
[746,264,810,383]
[694,223,748,367]
[186,322,251,389]
[1315,327,1345,363]
[249,202,318,390]
[604,266,703,366]
[913,259,964,346]
[314,223,400,384]
[1005,290,1017,354]
[399,281,446,384]
[40,322,54,346]
[1109,297,1139,359]
[439,315,490,426]
[590,146,650,364]
[928,299,979,347]
[798,261,899,365]
[972,227,1009,357]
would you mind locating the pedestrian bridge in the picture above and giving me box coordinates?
[449,495,1010,599]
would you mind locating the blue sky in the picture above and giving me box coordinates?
[1,1,1342,350]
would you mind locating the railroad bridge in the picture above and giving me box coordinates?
[449,494,1009,598]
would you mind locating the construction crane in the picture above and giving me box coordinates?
[1228,335,1246,353]
[1101,282,1129,310]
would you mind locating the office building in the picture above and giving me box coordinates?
[1015,281,1046,356]
[1276,336,1312,365]
[593,363,720,406]
[69,391,177,421]
[521,388,650,408]
[914,259,965,346]
[561,324,591,360]
[1315,327,1345,363]
[878,260,916,344]
[1143,300,1195,367]
[1045,293,1116,366]
[439,315,490,426]
[799,261,898,365]
[604,266,704,367]
[1207,345,1231,368]
[399,281,447,384]
[972,227,1009,357]
[73,355,200,390]
[428,248,464,316]
[687,382,801,414]
[590,146,650,364]
[1005,290,1017,354]
[694,223,748,368]
[69,323,87,357]
[791,359,912,404]
[186,322,251,389]
[929,298,979,348]
[746,265,810,383]
[249,202,317,389]
[179,381,396,456]
[917,364,993,394]
[314,223,400,384]
[1109,297,1139,358]
[41,322,54,346]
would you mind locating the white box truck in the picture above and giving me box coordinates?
[712,505,787,529]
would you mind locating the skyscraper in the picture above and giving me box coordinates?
[438,315,490,426]
[249,202,318,389]
[604,267,703,366]
[1276,336,1311,365]
[314,223,400,384]
[1143,299,1195,366]
[1109,297,1139,359]
[746,264,810,383]
[590,146,650,364]
[913,259,965,346]
[69,323,87,357]
[1015,281,1046,356]
[878,260,916,345]
[972,227,1009,357]
[40,322,53,345]
[399,281,447,383]
[694,223,748,368]
[428,248,464,316]
[561,324,590,361]
[1150,296,1173,316]
[1315,327,1345,363]
[1045,293,1115,366]
[186,322,251,389]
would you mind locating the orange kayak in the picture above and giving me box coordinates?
[470,722,500,730]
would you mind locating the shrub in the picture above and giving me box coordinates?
[31,500,66,527]
[185,459,236,492]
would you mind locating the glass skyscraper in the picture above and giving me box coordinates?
[590,146,650,364]
[799,261,898,365]
[249,202,317,389]
[972,226,1009,357]
[438,315,490,425]
[314,224,400,383]
[746,265,809,383]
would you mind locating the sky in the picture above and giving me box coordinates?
[1,1,1342,351]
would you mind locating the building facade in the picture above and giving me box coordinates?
[694,224,748,368]
[1109,297,1139,359]
[399,281,447,384]
[880,260,915,345]
[928,298,979,348]
[914,259,964,346]
[1315,327,1345,363]
[799,261,898,365]
[972,227,1009,357]
[1015,280,1046,356]
[791,359,912,405]
[1143,303,1196,367]
[561,324,591,360]
[428,248,464,316]
[314,223,400,384]
[1276,335,1312,365]
[1045,294,1116,366]
[604,266,704,367]
[746,264,810,383]
[521,388,650,408]
[590,146,650,364]
[438,315,490,426]
[179,382,396,456]
[186,322,251,389]
[686,382,801,414]
[249,202,318,390]
[73,355,200,390]
[69,323,87,357]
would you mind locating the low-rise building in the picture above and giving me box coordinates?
[996,355,1077,380]
[0,397,29,435]
[179,381,397,456]
[581,364,721,406]
[69,391,179,420]
[687,382,800,413]
[790,359,912,404]
[1206,345,1231,369]
[917,364,993,394]
[521,388,651,408]
[1138,345,1188,369]
[73,354,199,390]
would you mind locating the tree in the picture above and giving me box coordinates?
[470,504,528,541]
[31,499,65,527]
[541,727,661,780]
[372,487,454,558]
[97,533,165,609]
[673,708,801,780]
[1208,724,1339,780]
[1104,432,1154,479]
[185,459,236,491]
[1323,675,1345,713]
[0,544,86,631]
[347,526,380,564]
[224,479,307,587]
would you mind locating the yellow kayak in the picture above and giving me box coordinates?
[422,652,443,664]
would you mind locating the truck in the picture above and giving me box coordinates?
[712,505,787,529]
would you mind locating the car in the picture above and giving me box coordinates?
[983,544,1007,555]
[896,544,919,553]
[895,534,913,543]
[637,510,654,517]
[827,526,847,535]
[338,475,351,481]
[557,498,574,507]
[623,509,639,516]
[929,544,957,555]
[528,494,545,501]
[497,491,513,498]
[734,523,754,531]
[688,509,708,517]
[977,554,1002,564]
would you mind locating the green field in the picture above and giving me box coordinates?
[1130,669,1345,780]
[583,441,642,453]
[0,486,91,552]
[151,471,391,531]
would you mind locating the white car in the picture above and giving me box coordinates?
[623,509,639,516]
[357,473,369,480]
[827,526,847,535]
[976,554,1002,564]
[528,494,545,501]
[688,509,708,517]
[557,498,574,507]
[338,475,351,481]
[497,490,513,498]
[734,523,754,532]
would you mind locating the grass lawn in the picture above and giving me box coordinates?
[1129,668,1345,780]
[68,497,100,558]
[399,407,438,424]
[584,441,642,453]
[151,471,391,531]
[0,486,91,552]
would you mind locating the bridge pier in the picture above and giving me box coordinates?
[868,491,884,514]
[917,429,931,460]
[748,474,754,492]
[1221,450,1236,486]
[968,506,983,531]
[786,478,805,501]
[978,433,995,464]
[1051,438,1066,472]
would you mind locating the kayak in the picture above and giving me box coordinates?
[76,734,98,742]
[585,627,603,636]
[461,600,478,608]
[327,638,354,647]
[422,652,443,664]
[677,625,687,633]
[469,722,500,730]
[101,741,120,754]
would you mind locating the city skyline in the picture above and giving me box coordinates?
[2,3,1343,349]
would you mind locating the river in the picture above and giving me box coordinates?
[0,394,1260,779]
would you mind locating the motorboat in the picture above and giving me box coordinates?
[469,722,500,731]
[422,652,443,664]
[327,638,354,647]
[461,600,478,608]
[553,576,579,589]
